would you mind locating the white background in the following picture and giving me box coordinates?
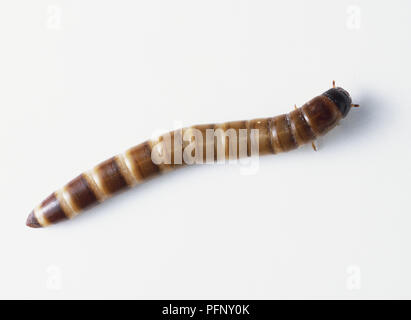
[1,0,410,299]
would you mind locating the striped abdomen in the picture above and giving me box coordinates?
[26,87,351,228]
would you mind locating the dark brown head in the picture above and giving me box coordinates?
[322,87,352,118]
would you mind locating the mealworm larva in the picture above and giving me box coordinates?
[26,84,357,228]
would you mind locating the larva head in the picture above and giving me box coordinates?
[322,87,352,118]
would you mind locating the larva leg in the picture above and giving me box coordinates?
[332,80,336,88]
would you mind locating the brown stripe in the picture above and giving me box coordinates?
[95,157,129,195]
[245,120,251,157]
[124,150,144,182]
[271,114,298,152]
[83,171,106,201]
[56,188,76,218]
[288,108,316,145]
[65,174,98,211]
[285,113,298,147]
[266,118,276,154]
[115,154,139,186]
[248,118,273,155]
[128,142,160,179]
[40,193,69,224]
[225,120,248,158]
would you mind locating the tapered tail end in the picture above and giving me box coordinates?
[26,211,42,228]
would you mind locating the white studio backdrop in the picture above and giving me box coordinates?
[0,0,410,299]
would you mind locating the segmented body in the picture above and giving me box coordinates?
[26,89,347,228]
